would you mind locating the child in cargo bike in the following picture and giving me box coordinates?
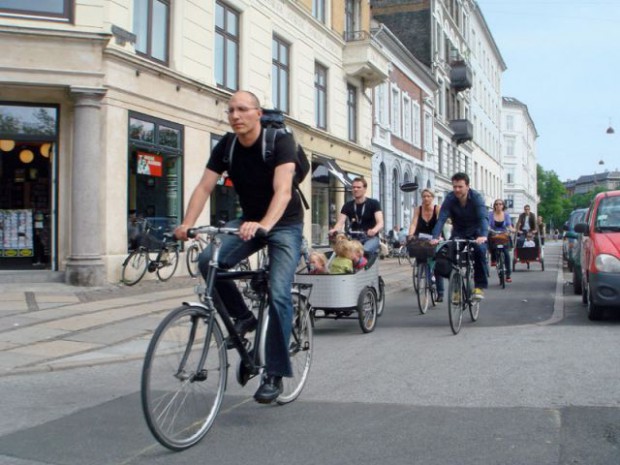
[488,199,514,283]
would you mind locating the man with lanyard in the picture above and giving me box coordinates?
[174,90,302,404]
[430,172,489,300]
[329,177,384,254]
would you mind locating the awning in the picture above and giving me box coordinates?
[312,153,352,188]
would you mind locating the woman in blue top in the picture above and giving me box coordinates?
[488,199,514,283]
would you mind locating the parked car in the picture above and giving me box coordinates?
[562,208,588,272]
[575,191,620,320]
[572,226,584,295]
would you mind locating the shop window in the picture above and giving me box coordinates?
[0,103,58,269]
[0,0,72,21]
[127,113,182,250]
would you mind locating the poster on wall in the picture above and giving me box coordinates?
[137,152,163,177]
[0,209,33,257]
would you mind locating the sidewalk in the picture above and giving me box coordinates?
[0,258,413,377]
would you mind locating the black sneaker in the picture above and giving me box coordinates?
[254,375,283,404]
[435,294,444,303]
[226,314,258,349]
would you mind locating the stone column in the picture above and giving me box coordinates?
[65,87,107,286]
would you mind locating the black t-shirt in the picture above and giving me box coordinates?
[341,198,382,232]
[207,130,303,225]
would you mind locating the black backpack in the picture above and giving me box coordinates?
[223,109,310,209]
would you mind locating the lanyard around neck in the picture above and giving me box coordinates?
[355,201,366,224]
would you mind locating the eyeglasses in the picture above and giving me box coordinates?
[225,106,258,115]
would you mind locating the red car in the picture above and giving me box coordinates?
[575,190,620,320]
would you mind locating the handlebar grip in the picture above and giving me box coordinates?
[187,228,197,239]
[254,228,267,239]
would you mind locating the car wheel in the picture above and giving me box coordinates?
[581,275,588,304]
[587,283,603,321]
[572,267,582,295]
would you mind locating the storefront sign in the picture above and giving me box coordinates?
[137,152,163,177]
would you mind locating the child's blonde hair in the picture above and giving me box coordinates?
[349,240,364,257]
[332,238,351,257]
[309,251,328,268]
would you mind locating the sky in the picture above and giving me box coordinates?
[475,0,620,182]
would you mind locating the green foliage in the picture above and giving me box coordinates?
[537,165,571,230]
[569,186,607,210]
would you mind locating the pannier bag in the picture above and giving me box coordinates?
[407,239,435,261]
[433,241,456,278]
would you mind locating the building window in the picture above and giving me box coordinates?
[506,168,515,185]
[375,83,388,127]
[127,113,183,251]
[392,168,399,228]
[391,87,400,136]
[215,1,239,92]
[312,0,325,23]
[0,0,71,20]
[412,101,421,147]
[506,114,514,131]
[315,63,327,129]
[437,138,443,174]
[506,137,515,156]
[403,96,412,143]
[347,84,358,142]
[424,111,433,153]
[134,0,169,64]
[272,36,290,113]
[379,163,387,215]
[345,0,360,38]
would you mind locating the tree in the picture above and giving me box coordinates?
[537,165,571,231]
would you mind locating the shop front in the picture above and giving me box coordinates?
[126,112,183,250]
[0,103,58,270]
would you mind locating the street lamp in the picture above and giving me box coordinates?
[606,117,615,134]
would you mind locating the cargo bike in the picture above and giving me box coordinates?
[295,233,386,333]
[512,232,544,271]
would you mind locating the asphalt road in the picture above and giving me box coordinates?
[1,243,619,465]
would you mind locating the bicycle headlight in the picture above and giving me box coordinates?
[594,254,620,273]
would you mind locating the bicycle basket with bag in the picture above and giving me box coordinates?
[489,232,511,248]
[433,241,456,278]
[407,239,435,261]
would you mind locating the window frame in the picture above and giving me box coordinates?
[272,35,290,113]
[347,83,358,142]
[215,0,240,92]
[314,62,328,130]
[391,86,401,137]
[402,95,412,144]
[0,0,73,22]
[312,0,326,23]
[133,0,170,65]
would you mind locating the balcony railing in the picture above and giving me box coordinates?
[450,60,472,92]
[342,30,389,88]
[449,119,474,145]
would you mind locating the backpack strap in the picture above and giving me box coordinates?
[223,132,237,170]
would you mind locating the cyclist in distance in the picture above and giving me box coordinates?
[329,176,384,254]
[174,90,303,404]
[407,188,445,302]
[430,172,489,300]
[488,198,514,283]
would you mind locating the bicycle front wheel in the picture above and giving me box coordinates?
[186,243,201,278]
[448,270,464,335]
[416,262,431,314]
[141,305,227,451]
[278,292,313,404]
[121,249,148,286]
[467,266,480,322]
[156,246,179,281]
[497,252,505,289]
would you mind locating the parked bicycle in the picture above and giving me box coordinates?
[185,234,208,277]
[436,239,481,335]
[141,225,313,451]
[121,222,180,286]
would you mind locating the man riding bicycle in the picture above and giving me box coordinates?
[174,90,302,404]
[329,177,384,254]
[430,172,489,300]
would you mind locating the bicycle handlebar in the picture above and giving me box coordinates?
[186,226,267,240]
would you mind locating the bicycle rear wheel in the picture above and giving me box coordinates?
[448,270,463,335]
[376,276,386,317]
[278,292,313,404]
[412,260,420,293]
[497,251,505,289]
[141,305,227,451]
[186,243,201,278]
[121,249,148,286]
[156,246,179,281]
[416,262,431,314]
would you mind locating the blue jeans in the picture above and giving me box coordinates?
[362,235,380,254]
[199,219,303,378]
[472,242,488,289]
